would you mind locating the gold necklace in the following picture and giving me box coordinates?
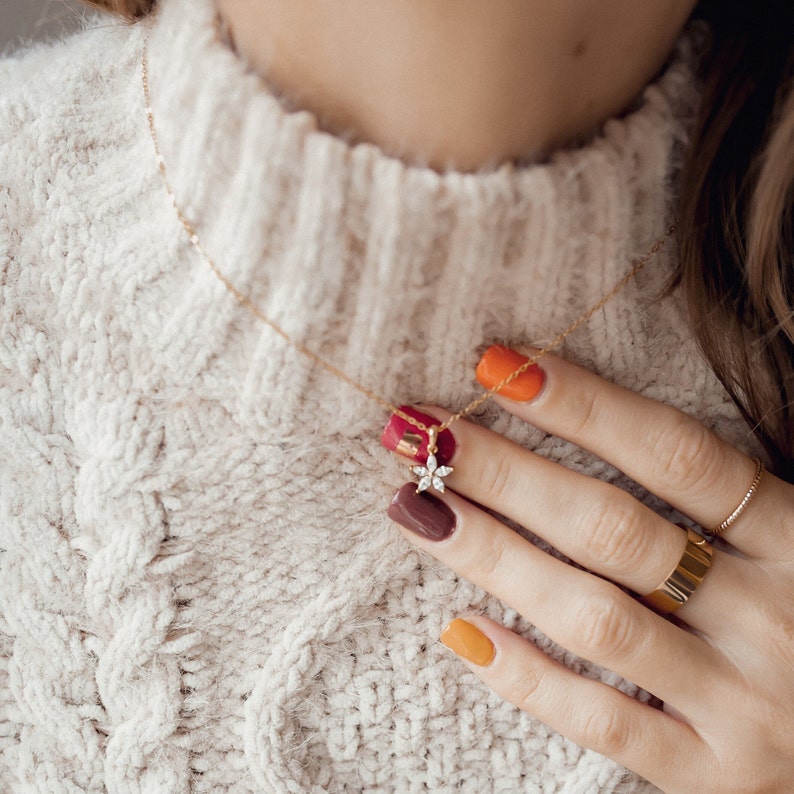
[141,34,675,491]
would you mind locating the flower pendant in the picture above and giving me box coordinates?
[410,454,454,494]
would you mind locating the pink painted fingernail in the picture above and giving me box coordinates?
[381,406,456,465]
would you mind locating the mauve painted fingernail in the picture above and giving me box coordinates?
[381,406,456,465]
[388,483,457,541]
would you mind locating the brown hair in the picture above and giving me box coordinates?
[679,0,794,479]
[82,0,794,478]
[81,0,156,20]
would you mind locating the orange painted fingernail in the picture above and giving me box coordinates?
[475,345,545,402]
[440,618,496,667]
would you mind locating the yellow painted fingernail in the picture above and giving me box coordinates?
[440,618,496,667]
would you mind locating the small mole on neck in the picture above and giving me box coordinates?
[573,39,588,58]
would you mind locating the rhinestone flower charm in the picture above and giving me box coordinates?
[411,454,454,494]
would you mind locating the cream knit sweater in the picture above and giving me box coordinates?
[0,1,760,791]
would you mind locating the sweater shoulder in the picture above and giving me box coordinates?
[0,18,142,124]
[0,19,145,217]
[0,21,148,391]
[0,20,147,292]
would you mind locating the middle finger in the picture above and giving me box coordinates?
[383,407,747,635]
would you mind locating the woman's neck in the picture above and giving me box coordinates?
[215,0,697,171]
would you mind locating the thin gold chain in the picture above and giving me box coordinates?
[141,34,676,439]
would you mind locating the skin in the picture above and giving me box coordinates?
[215,2,794,789]
[390,353,794,791]
[215,0,698,170]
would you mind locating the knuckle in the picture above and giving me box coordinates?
[749,690,787,732]
[577,703,633,756]
[564,386,602,438]
[512,667,544,712]
[473,532,509,585]
[753,586,794,662]
[646,410,719,490]
[582,494,647,572]
[576,591,635,659]
[778,610,794,653]
[478,453,516,503]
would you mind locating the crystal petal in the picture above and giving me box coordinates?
[416,476,432,493]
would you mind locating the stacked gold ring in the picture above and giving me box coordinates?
[643,459,766,614]
[710,458,764,536]
[643,527,713,614]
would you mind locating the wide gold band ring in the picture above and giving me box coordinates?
[643,527,713,614]
[710,458,764,537]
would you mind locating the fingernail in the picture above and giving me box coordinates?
[440,618,496,666]
[388,483,456,541]
[475,345,545,402]
[381,406,456,465]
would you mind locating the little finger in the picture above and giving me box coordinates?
[438,614,708,793]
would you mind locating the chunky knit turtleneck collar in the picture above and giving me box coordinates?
[142,0,701,440]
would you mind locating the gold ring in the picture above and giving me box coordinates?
[643,527,713,614]
[710,458,764,536]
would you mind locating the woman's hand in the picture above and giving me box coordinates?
[383,347,794,793]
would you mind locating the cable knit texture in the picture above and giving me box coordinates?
[0,2,760,791]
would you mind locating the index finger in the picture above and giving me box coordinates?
[476,346,790,559]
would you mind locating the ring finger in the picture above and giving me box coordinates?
[387,483,735,715]
[385,406,745,635]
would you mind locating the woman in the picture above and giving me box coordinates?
[1,0,791,791]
